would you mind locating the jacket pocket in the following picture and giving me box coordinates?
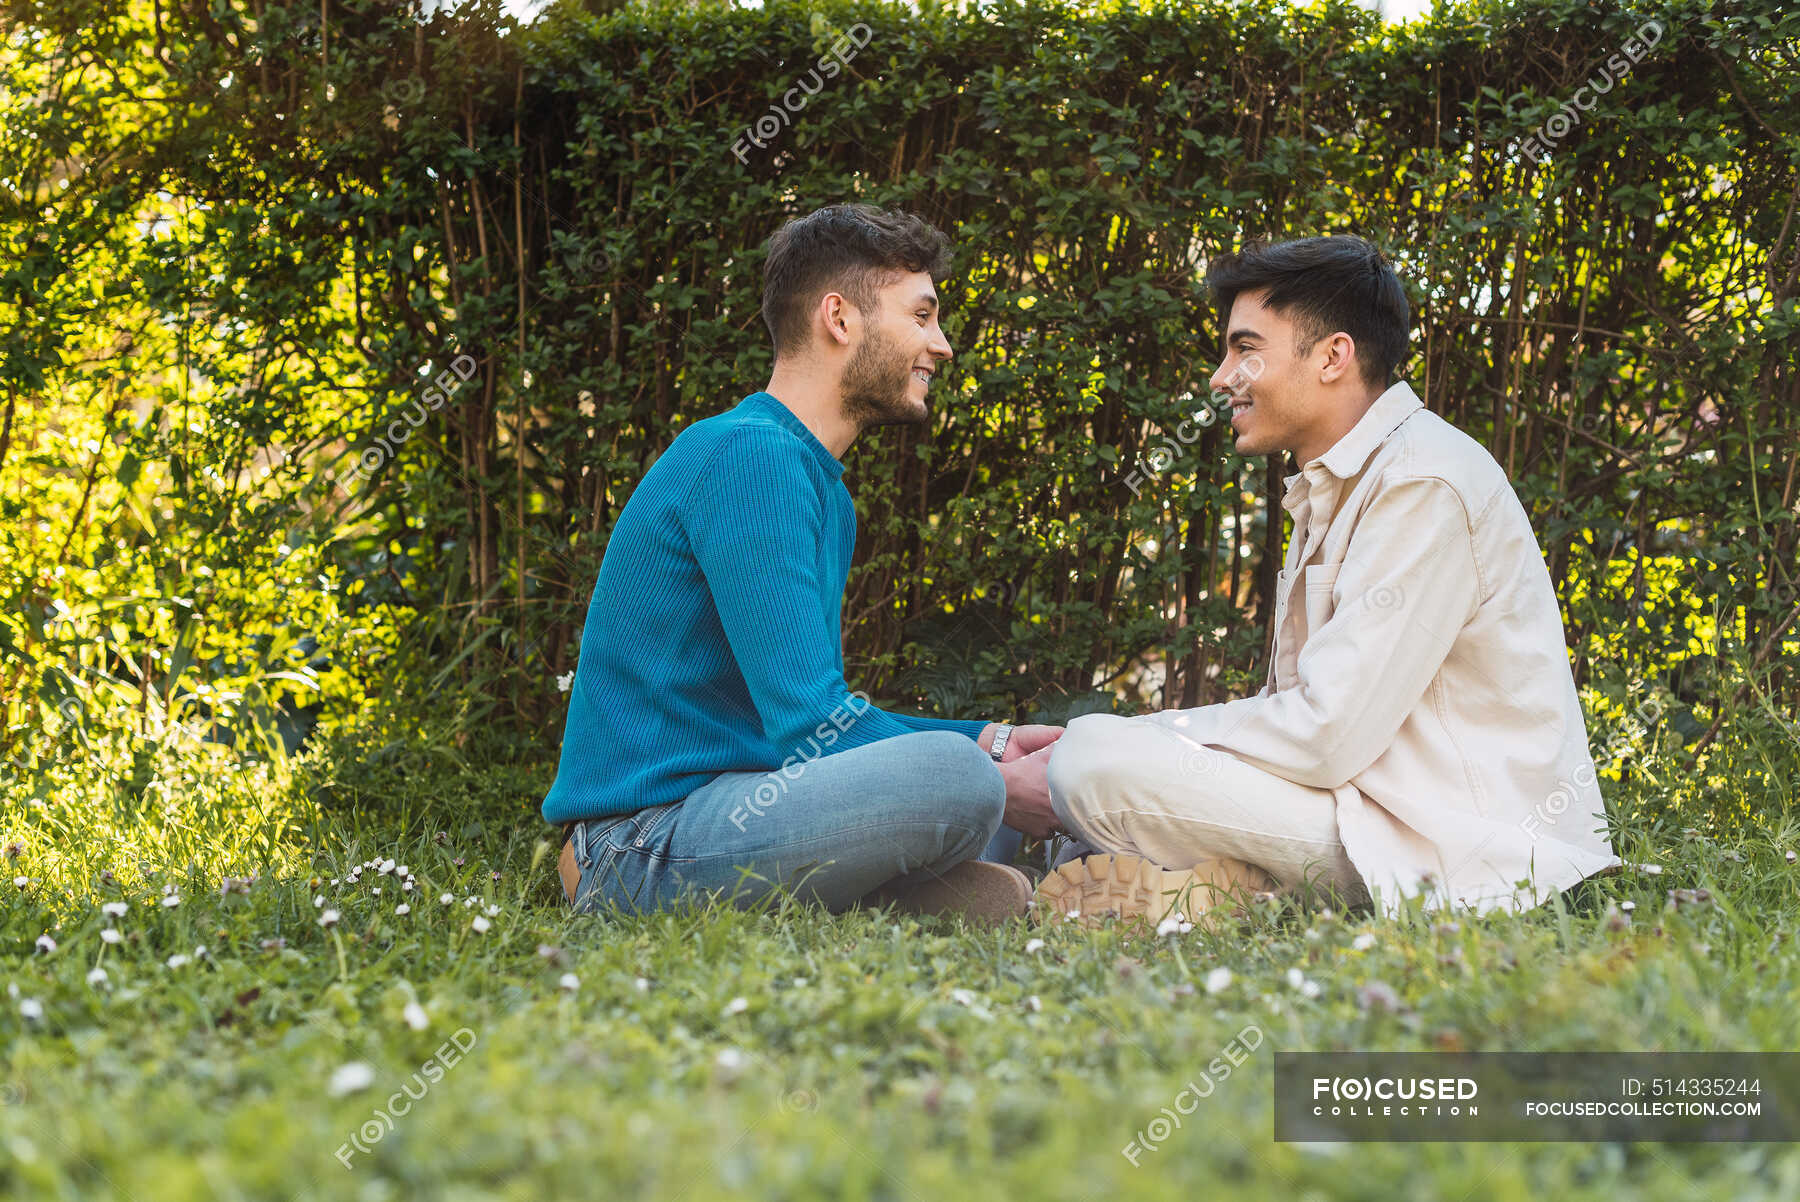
[1301,562,1342,636]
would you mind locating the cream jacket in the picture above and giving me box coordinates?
[1144,381,1622,915]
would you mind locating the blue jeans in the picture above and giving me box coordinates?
[567,730,1015,914]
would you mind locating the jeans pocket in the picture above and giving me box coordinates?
[574,804,686,913]
[573,814,624,869]
[627,801,683,853]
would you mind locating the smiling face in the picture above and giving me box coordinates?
[839,269,952,429]
[1209,289,1338,463]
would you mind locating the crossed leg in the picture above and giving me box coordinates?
[1044,712,1371,915]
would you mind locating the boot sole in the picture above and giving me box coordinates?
[1033,853,1274,929]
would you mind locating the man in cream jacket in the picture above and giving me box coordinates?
[1038,235,1622,922]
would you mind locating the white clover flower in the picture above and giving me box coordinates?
[371,887,381,896]
[1352,933,1377,951]
[319,909,341,928]
[1156,913,1194,937]
[791,977,807,988]
[723,996,748,1015]
[14,876,30,889]
[1204,967,1233,995]
[102,902,128,917]
[463,896,478,908]
[1286,967,1321,999]
[440,892,454,905]
[949,989,976,1006]
[635,977,650,992]
[470,915,491,933]
[402,1001,429,1031]
[20,998,44,1020]
[714,1047,747,1075]
[1620,900,1637,912]
[484,903,500,917]
[394,903,410,915]
[378,859,395,875]
[193,945,207,959]
[396,866,409,878]
[313,894,325,908]
[402,880,414,892]
[35,934,56,954]
[329,878,340,887]
[1024,995,1042,1012]
[160,893,181,908]
[1024,938,1046,954]
[166,954,190,969]
[328,1062,375,1097]
[87,967,109,988]
[558,973,580,993]
[101,928,122,945]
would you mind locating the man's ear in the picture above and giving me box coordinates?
[817,292,854,350]
[1319,332,1357,384]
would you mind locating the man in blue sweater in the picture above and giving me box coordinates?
[545,203,1060,922]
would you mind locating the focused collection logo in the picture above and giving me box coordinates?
[1311,1075,1480,1117]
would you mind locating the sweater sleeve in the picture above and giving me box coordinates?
[884,709,989,737]
[682,426,985,756]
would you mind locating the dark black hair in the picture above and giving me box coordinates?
[1204,235,1411,388]
[760,203,952,358]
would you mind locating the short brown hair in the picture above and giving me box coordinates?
[760,204,952,358]
[1205,234,1411,389]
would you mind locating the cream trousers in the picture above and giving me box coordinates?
[1047,712,1371,907]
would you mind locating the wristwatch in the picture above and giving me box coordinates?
[988,722,1014,762]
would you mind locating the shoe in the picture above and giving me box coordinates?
[558,836,580,905]
[865,860,1033,924]
[1033,853,1274,929]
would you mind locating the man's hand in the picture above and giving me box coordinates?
[997,745,1059,838]
[1000,723,1063,762]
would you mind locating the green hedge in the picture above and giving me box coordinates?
[3,0,1796,807]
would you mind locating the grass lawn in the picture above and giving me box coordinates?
[4,723,1799,1200]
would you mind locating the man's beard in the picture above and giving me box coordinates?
[841,328,927,430]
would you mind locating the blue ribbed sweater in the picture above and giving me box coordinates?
[541,391,987,824]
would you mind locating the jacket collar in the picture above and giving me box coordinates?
[1283,380,1424,499]
[1319,380,1423,477]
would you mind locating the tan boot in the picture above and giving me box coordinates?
[1033,853,1274,929]
[864,860,1033,924]
[558,836,580,905]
